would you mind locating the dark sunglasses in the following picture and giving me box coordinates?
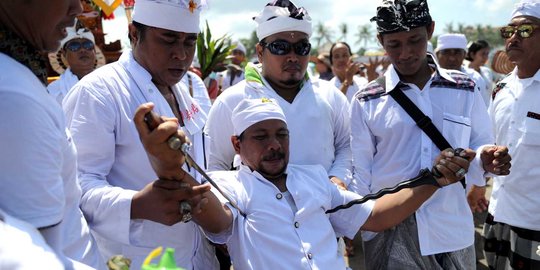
[259,39,311,56]
[65,40,95,52]
[500,24,539,39]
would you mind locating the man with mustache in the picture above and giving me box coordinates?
[350,0,511,269]
[62,0,219,269]
[477,1,540,269]
[434,33,488,108]
[47,23,98,104]
[196,97,476,269]
[205,0,351,190]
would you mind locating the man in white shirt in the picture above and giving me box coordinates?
[205,0,351,191]
[62,0,218,269]
[218,40,246,92]
[194,97,475,270]
[0,209,65,269]
[435,33,488,109]
[0,0,104,269]
[478,1,540,269]
[47,23,99,104]
[352,0,512,269]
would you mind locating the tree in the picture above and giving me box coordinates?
[339,23,348,42]
[355,24,373,50]
[439,23,505,48]
[239,30,258,60]
[314,22,334,49]
[457,23,466,34]
[444,22,455,33]
[196,21,235,80]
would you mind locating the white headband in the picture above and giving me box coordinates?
[511,0,540,20]
[435,33,467,52]
[232,98,287,136]
[232,41,247,54]
[60,26,95,49]
[132,0,206,33]
[253,1,312,40]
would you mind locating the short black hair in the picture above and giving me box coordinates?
[129,21,150,43]
[329,41,353,65]
[236,132,245,141]
[466,40,490,61]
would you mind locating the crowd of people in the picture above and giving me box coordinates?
[0,0,537,269]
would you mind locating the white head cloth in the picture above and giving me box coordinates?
[132,0,206,33]
[60,26,95,48]
[232,98,287,136]
[232,41,247,54]
[511,0,540,20]
[435,33,468,52]
[253,0,312,40]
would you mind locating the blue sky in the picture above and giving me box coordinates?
[103,0,518,51]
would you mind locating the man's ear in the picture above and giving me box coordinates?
[128,23,138,45]
[427,21,435,40]
[231,136,241,155]
[377,34,384,47]
[256,43,264,63]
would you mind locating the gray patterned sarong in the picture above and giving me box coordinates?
[483,213,540,270]
[363,215,475,270]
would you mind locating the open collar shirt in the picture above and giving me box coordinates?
[461,66,489,108]
[47,68,79,105]
[205,164,373,270]
[330,75,369,103]
[205,74,352,184]
[218,68,245,91]
[488,68,540,230]
[62,50,216,269]
[349,55,494,255]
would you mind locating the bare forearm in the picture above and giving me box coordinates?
[361,185,438,232]
[339,81,350,95]
[192,193,233,234]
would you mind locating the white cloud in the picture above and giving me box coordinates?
[474,0,517,12]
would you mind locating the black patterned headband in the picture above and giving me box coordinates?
[371,0,432,34]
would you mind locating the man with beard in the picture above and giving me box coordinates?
[62,0,219,268]
[199,97,476,270]
[47,23,98,104]
[477,1,540,269]
[350,0,511,269]
[205,0,352,192]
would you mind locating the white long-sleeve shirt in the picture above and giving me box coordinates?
[62,50,217,270]
[47,68,79,105]
[350,56,494,255]
[181,71,212,115]
[205,65,352,183]
[488,68,540,231]
[461,66,488,109]
[330,75,369,102]
[204,164,373,270]
[0,53,102,269]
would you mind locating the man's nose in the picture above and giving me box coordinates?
[172,44,188,60]
[267,136,282,150]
